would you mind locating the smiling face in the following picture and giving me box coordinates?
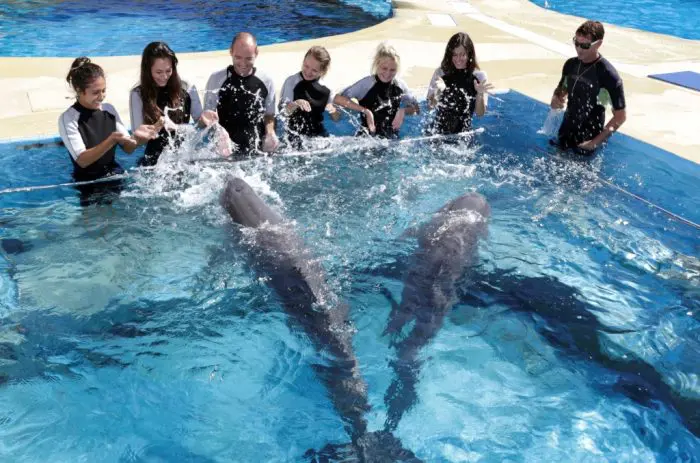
[231,38,258,77]
[301,55,324,81]
[376,57,397,83]
[77,76,106,110]
[150,57,173,87]
[451,45,469,70]
[574,33,601,62]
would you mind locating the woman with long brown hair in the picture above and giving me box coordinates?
[129,42,214,166]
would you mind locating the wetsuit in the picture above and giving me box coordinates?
[204,66,276,154]
[129,81,202,166]
[426,68,488,135]
[58,102,130,205]
[279,72,335,147]
[556,56,625,151]
[341,75,418,139]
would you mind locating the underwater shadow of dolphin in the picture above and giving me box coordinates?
[460,270,700,438]
[381,192,491,432]
[220,176,421,462]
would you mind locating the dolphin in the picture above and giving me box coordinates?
[220,176,420,462]
[382,192,491,431]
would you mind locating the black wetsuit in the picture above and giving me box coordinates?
[431,69,479,135]
[556,56,626,151]
[216,66,271,154]
[58,102,128,205]
[284,73,332,145]
[139,87,192,166]
[342,75,417,139]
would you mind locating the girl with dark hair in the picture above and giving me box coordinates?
[59,57,159,183]
[129,42,215,166]
[426,32,493,135]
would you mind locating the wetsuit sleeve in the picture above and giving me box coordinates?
[396,79,419,107]
[203,70,225,112]
[58,108,85,161]
[474,70,488,83]
[187,83,203,122]
[426,68,443,101]
[261,73,277,116]
[341,76,375,101]
[600,61,626,110]
[129,88,144,130]
[279,75,296,110]
[103,104,130,137]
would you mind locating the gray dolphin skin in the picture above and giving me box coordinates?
[383,192,491,431]
[220,176,420,462]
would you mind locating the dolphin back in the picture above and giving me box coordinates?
[220,176,284,228]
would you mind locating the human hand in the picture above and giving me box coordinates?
[294,99,312,112]
[363,108,376,133]
[110,131,129,144]
[262,132,279,152]
[551,93,566,110]
[577,140,596,151]
[392,108,405,130]
[475,80,495,95]
[132,124,160,143]
[199,110,219,127]
[326,104,341,122]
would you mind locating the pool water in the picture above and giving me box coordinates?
[1,91,699,461]
[0,0,392,57]
[531,0,700,40]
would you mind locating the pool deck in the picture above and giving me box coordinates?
[0,0,698,163]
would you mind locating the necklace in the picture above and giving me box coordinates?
[571,57,599,94]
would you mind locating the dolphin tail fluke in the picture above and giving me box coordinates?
[304,431,422,462]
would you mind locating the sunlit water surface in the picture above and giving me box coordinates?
[1,92,699,461]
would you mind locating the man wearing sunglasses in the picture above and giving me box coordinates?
[550,20,626,154]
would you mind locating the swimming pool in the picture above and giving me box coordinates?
[531,0,700,40]
[0,0,392,57]
[1,91,699,460]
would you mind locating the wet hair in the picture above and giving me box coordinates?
[230,32,257,50]
[304,46,331,75]
[66,57,104,94]
[576,20,605,42]
[138,41,183,124]
[371,42,400,75]
[440,32,480,75]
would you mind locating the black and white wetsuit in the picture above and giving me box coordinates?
[58,102,130,181]
[556,56,626,150]
[204,66,276,154]
[279,72,335,145]
[341,75,418,138]
[129,81,202,166]
[426,68,487,135]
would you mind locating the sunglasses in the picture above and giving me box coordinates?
[572,38,600,50]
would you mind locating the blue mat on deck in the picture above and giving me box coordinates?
[648,71,700,91]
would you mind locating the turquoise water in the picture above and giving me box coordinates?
[1,92,699,460]
[531,0,700,40]
[0,0,391,57]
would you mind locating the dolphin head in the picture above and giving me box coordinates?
[440,192,491,219]
[220,176,283,228]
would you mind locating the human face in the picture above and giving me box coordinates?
[451,45,469,70]
[77,76,106,110]
[376,57,397,83]
[231,40,257,77]
[301,55,324,81]
[573,34,601,62]
[151,57,173,87]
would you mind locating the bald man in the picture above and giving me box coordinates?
[204,32,279,155]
